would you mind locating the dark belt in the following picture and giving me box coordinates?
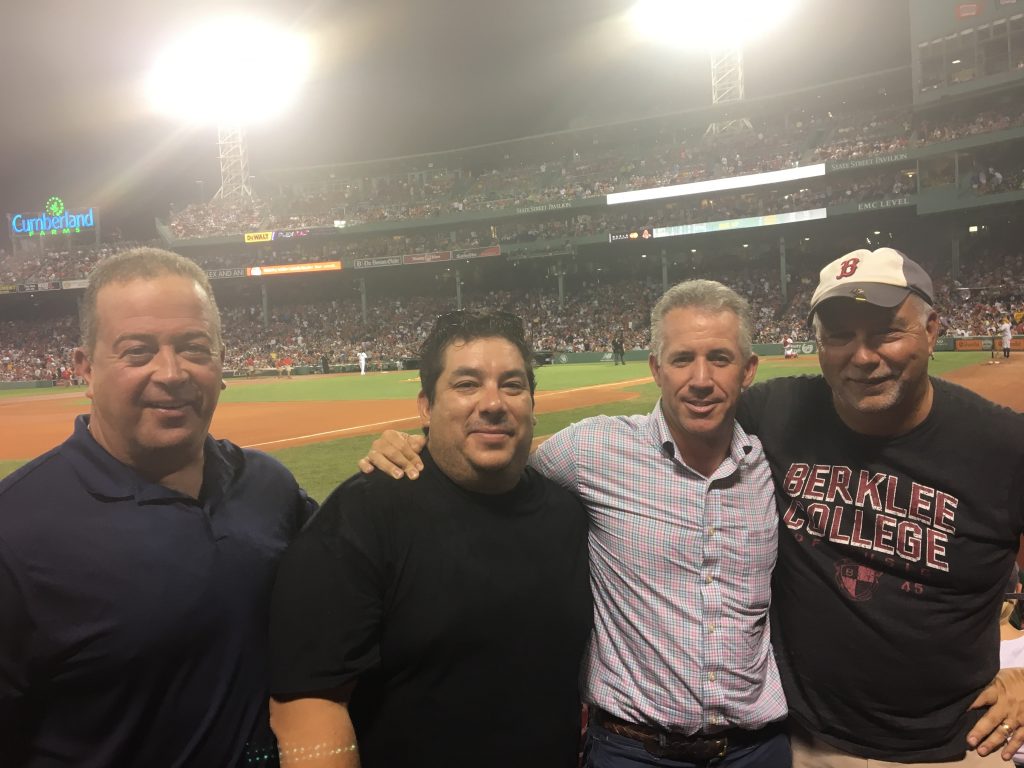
[591,707,782,761]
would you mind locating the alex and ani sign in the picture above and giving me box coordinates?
[10,196,96,237]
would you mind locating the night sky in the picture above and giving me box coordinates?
[0,0,909,241]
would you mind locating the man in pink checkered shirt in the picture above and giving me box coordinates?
[361,280,789,767]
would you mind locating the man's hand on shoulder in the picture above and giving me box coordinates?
[357,431,426,480]
[968,666,1024,759]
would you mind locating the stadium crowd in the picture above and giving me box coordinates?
[1,167,918,284]
[4,254,1020,382]
[917,107,1024,146]
[0,314,80,384]
[6,93,1021,285]
[3,84,1023,383]
[936,248,1024,337]
[161,98,1023,239]
[0,242,147,285]
[809,107,912,163]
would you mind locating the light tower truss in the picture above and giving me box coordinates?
[705,47,753,137]
[214,124,254,200]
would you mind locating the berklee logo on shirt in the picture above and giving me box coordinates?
[835,559,882,601]
[781,463,955,574]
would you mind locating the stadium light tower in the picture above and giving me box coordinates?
[145,16,312,202]
[629,0,799,136]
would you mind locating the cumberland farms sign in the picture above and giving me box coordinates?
[9,196,96,237]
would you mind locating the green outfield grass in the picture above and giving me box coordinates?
[0,459,24,479]
[0,352,997,499]
[235,351,996,500]
[218,363,650,403]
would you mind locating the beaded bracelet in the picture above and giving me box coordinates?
[277,741,359,763]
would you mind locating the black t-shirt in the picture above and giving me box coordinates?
[738,375,1024,761]
[270,450,593,768]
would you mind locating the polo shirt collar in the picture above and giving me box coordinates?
[60,415,237,504]
[647,398,757,474]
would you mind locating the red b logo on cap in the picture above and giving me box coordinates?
[836,257,860,280]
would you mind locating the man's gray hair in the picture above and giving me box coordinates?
[650,279,754,361]
[79,247,222,353]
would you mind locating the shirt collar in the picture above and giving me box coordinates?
[647,398,757,475]
[60,414,239,504]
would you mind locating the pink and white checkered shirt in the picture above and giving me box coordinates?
[531,402,786,733]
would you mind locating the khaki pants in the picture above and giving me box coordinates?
[792,726,1007,767]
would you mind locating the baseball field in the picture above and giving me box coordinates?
[1,352,1020,502]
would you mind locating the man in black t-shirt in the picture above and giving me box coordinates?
[268,310,592,768]
[738,247,1024,766]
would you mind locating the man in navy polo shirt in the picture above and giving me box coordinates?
[0,248,315,767]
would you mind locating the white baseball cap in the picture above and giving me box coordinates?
[808,247,934,324]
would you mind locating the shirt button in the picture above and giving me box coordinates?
[705,574,713,584]
[709,671,716,682]
[708,624,715,633]
[706,527,715,536]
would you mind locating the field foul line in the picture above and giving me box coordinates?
[241,376,651,450]
[243,416,421,449]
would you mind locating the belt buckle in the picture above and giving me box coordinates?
[712,736,728,759]
[692,736,728,761]
[643,733,674,759]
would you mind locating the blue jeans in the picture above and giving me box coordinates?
[583,721,791,768]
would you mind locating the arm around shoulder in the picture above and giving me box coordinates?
[357,431,426,479]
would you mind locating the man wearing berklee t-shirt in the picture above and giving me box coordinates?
[739,248,1024,766]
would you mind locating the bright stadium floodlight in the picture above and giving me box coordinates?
[628,0,798,50]
[146,16,311,126]
[629,0,799,136]
[145,16,313,200]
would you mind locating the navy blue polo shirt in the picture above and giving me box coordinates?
[0,415,316,767]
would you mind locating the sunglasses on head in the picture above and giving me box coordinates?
[432,309,526,337]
